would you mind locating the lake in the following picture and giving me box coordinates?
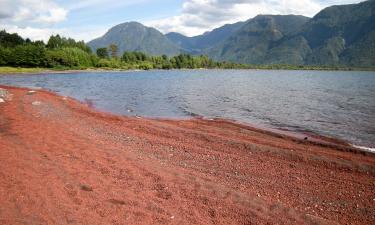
[1,69,374,148]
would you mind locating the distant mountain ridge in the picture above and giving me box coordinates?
[165,21,245,54]
[89,0,375,67]
[88,22,180,56]
[205,15,311,65]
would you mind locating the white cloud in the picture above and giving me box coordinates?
[0,0,67,25]
[0,0,69,41]
[66,0,149,11]
[0,0,149,41]
[1,25,63,42]
[145,0,360,36]
[35,7,67,24]
[0,0,365,42]
[1,24,106,43]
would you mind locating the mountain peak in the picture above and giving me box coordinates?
[88,22,181,56]
[88,1,374,67]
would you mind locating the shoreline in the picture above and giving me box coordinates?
[0,85,374,224]
[0,67,145,75]
[1,83,374,153]
[1,66,375,75]
[1,77,373,152]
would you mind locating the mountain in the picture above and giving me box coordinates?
[88,22,181,56]
[300,0,375,66]
[205,0,375,66]
[206,15,310,64]
[88,1,375,67]
[166,21,245,53]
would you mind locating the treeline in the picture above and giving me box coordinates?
[95,48,247,70]
[0,30,247,70]
[1,30,361,71]
[0,30,95,68]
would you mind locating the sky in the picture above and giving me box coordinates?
[0,0,365,42]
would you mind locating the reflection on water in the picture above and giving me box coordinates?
[1,69,374,147]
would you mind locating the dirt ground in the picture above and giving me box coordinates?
[0,85,374,225]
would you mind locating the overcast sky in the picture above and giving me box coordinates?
[0,0,364,42]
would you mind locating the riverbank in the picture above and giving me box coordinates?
[0,85,374,224]
[1,66,375,75]
[0,66,138,75]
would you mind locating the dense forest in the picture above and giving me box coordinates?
[0,30,249,70]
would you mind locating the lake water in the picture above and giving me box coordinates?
[1,69,374,148]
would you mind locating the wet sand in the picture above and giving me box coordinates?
[0,85,374,224]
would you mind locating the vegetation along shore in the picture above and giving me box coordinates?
[1,30,374,74]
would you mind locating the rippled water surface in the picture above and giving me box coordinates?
[1,69,374,147]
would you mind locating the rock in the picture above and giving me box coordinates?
[32,101,42,106]
[80,184,93,191]
[0,88,8,99]
[108,199,126,205]
[27,90,37,95]
[0,98,4,103]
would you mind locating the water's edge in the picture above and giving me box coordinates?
[0,70,374,149]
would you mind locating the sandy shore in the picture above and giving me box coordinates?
[0,85,374,224]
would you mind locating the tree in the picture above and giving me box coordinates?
[0,47,12,65]
[46,35,91,53]
[122,51,137,63]
[134,52,147,61]
[96,48,109,58]
[0,30,24,47]
[109,43,118,58]
[47,35,63,49]
[45,47,93,68]
[10,44,47,67]
[33,40,45,46]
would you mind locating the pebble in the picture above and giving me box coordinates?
[32,101,42,106]
[80,184,93,191]
[0,88,9,101]
[27,90,36,95]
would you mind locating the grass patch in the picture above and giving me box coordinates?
[0,67,50,74]
[0,66,96,74]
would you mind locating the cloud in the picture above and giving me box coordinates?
[1,25,65,42]
[0,0,364,42]
[145,0,359,36]
[66,0,149,11]
[0,0,67,25]
[1,24,107,43]
[0,0,69,41]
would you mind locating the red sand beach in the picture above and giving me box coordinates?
[0,85,374,224]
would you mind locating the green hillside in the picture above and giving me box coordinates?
[88,22,181,56]
[202,1,375,66]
